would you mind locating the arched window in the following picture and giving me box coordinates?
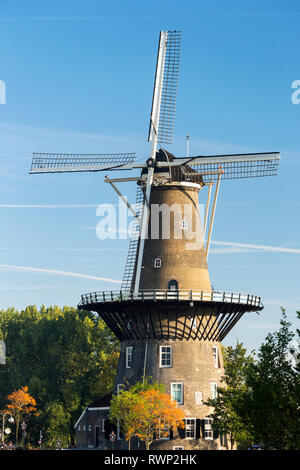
[181,218,189,230]
[168,279,178,291]
[154,257,162,268]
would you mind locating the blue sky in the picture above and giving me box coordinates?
[0,0,299,352]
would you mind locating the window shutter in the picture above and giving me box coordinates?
[200,419,205,438]
[196,419,201,439]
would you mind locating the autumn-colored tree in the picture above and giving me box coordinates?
[134,388,185,450]
[5,386,38,446]
[109,379,184,450]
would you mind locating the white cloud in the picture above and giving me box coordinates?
[211,240,300,254]
[0,264,121,284]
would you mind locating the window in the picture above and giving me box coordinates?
[159,345,172,368]
[190,317,197,330]
[154,257,162,268]
[210,383,218,400]
[194,391,203,405]
[212,346,219,368]
[158,422,170,440]
[185,418,196,439]
[126,346,133,368]
[168,279,178,291]
[78,425,81,431]
[102,419,106,433]
[181,218,189,230]
[171,382,184,405]
[88,425,91,432]
[220,434,228,448]
[117,384,124,395]
[204,418,213,440]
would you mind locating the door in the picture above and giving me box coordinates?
[95,426,100,448]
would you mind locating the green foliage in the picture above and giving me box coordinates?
[0,305,119,447]
[243,308,300,450]
[206,308,300,450]
[205,341,255,449]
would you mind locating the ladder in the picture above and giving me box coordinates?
[121,185,144,292]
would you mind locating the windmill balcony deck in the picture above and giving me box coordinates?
[79,289,263,308]
[78,289,263,342]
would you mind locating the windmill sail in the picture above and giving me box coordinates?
[156,152,280,183]
[148,30,181,147]
[30,152,137,174]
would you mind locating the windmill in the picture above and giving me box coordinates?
[30,31,280,450]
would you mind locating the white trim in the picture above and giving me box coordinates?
[87,406,110,411]
[126,346,133,369]
[181,218,189,230]
[74,406,87,429]
[184,417,196,440]
[212,345,219,368]
[210,382,218,400]
[204,417,213,440]
[170,382,184,405]
[159,345,172,368]
[177,182,201,189]
[190,317,197,330]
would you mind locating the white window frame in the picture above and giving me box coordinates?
[212,346,219,368]
[154,257,162,268]
[204,418,213,440]
[78,425,81,431]
[88,424,91,432]
[159,345,172,368]
[185,418,196,440]
[194,391,203,405]
[117,383,124,395]
[210,382,218,400]
[126,346,133,369]
[158,421,170,440]
[171,382,184,405]
[181,218,189,230]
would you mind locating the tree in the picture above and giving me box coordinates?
[133,388,185,450]
[43,401,71,448]
[0,305,119,446]
[244,308,300,449]
[109,378,185,450]
[109,389,140,449]
[205,342,255,449]
[5,386,38,446]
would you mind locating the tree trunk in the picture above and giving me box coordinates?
[15,418,20,446]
